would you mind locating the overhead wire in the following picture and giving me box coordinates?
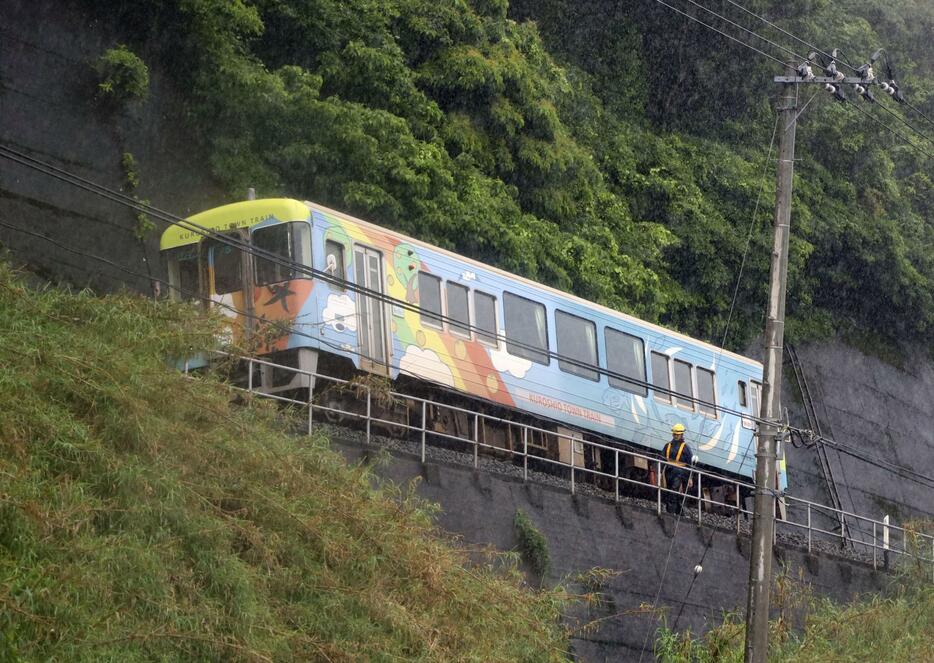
[842,99,934,160]
[722,0,859,72]
[637,464,700,663]
[648,0,787,66]
[4,82,934,485]
[902,100,934,132]
[0,215,763,475]
[0,143,777,425]
[871,98,934,147]
[3,213,770,472]
[681,0,807,63]
[644,1,934,163]
[715,0,934,153]
[4,143,934,487]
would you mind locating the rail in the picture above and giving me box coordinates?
[185,353,934,578]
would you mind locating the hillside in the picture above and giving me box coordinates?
[71,0,933,353]
[0,263,568,662]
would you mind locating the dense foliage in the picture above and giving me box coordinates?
[96,0,931,351]
[0,264,569,661]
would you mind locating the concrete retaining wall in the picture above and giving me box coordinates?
[333,437,892,662]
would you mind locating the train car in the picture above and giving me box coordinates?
[160,197,787,489]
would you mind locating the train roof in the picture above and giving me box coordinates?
[160,197,762,370]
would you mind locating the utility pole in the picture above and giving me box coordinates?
[740,47,904,660]
[744,64,797,663]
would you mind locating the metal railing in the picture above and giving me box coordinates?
[185,353,934,578]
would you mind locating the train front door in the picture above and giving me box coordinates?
[353,245,390,375]
[200,231,255,342]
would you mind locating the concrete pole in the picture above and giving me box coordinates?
[744,67,798,663]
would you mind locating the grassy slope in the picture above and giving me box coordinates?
[0,264,568,662]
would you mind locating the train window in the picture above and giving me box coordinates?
[208,241,243,295]
[165,247,199,301]
[697,367,717,418]
[672,359,694,411]
[605,328,647,396]
[738,381,748,407]
[446,282,470,337]
[324,240,346,286]
[418,272,443,328]
[253,222,311,286]
[651,352,671,403]
[555,310,599,381]
[474,291,497,345]
[504,292,549,365]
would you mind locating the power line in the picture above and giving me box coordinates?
[723,0,859,73]
[4,151,934,490]
[682,0,806,63]
[5,175,934,496]
[648,0,787,66]
[0,216,759,469]
[664,0,933,157]
[637,466,699,663]
[0,217,757,470]
[903,100,934,132]
[0,143,774,424]
[873,97,934,147]
[842,99,934,160]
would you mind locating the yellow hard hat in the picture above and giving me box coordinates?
[671,423,686,435]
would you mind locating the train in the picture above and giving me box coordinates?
[160,197,787,492]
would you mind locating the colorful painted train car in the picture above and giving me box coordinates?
[160,198,787,487]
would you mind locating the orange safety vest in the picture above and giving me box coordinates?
[664,441,689,467]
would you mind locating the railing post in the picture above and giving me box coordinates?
[473,413,478,469]
[807,505,812,554]
[614,450,620,503]
[930,537,933,583]
[873,521,877,571]
[569,437,575,495]
[656,460,662,516]
[522,426,528,482]
[697,472,702,526]
[735,483,741,534]
[248,357,253,392]
[365,388,371,444]
[420,401,427,464]
[307,385,314,436]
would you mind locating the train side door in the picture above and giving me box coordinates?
[353,244,390,375]
[200,231,254,340]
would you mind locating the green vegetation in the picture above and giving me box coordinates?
[120,152,155,240]
[93,44,150,103]
[88,0,932,353]
[653,559,934,662]
[0,264,569,661]
[514,509,551,578]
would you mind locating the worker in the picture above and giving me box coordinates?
[663,423,697,514]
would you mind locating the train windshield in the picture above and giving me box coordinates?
[164,246,200,301]
[252,222,311,286]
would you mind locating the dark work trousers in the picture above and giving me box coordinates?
[665,467,690,514]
